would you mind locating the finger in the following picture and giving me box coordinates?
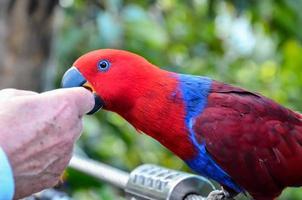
[73,119,83,141]
[66,88,95,115]
[0,88,38,100]
[41,88,95,115]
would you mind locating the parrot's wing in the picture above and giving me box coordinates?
[193,81,302,198]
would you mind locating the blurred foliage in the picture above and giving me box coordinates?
[53,0,302,199]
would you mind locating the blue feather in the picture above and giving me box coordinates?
[177,74,243,193]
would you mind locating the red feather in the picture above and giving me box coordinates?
[194,81,302,199]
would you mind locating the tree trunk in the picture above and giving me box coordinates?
[0,0,58,92]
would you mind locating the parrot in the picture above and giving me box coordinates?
[61,49,302,200]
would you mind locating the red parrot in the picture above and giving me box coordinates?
[62,49,302,200]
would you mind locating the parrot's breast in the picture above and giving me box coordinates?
[177,74,243,193]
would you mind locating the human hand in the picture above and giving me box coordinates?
[0,88,94,199]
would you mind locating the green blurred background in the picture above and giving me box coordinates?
[1,0,302,199]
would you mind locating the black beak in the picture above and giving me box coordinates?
[61,66,104,115]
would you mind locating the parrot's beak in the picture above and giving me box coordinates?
[61,66,104,115]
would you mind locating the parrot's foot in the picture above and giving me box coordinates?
[206,189,234,200]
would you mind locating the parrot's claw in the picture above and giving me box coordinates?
[206,189,234,200]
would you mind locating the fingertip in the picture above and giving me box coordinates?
[69,87,95,114]
[40,88,95,115]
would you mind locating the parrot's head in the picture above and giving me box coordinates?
[61,49,162,114]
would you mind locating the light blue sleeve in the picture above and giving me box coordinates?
[0,147,14,200]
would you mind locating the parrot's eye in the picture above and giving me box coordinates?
[98,59,111,72]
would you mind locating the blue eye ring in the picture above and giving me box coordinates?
[97,59,111,72]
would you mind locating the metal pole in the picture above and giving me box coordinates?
[69,155,129,188]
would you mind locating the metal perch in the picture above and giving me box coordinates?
[69,155,215,200]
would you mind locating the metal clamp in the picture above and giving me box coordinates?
[125,164,214,200]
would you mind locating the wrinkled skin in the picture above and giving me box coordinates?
[0,88,94,199]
